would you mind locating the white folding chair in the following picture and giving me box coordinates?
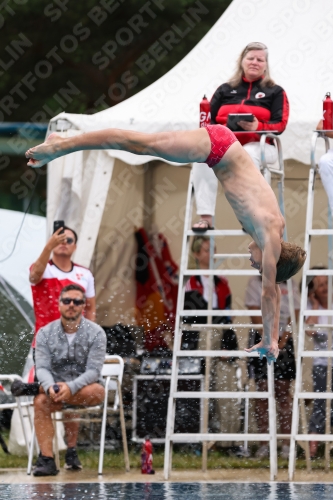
[27,355,130,475]
[0,374,34,455]
[98,355,130,474]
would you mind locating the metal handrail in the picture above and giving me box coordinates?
[259,132,284,177]
[310,130,330,170]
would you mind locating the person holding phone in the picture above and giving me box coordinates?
[28,223,96,349]
[192,41,289,231]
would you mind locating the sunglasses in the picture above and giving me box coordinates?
[60,298,85,306]
[65,237,75,245]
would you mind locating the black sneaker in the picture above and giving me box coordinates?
[33,453,59,476]
[11,380,40,397]
[64,447,82,470]
[227,445,251,458]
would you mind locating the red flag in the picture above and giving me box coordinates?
[135,228,178,351]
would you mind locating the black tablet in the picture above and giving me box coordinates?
[227,113,254,131]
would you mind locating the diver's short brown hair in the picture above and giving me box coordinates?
[276,241,306,283]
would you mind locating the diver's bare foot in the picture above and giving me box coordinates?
[25,133,66,168]
[192,215,213,232]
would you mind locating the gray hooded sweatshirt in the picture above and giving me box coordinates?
[35,317,106,395]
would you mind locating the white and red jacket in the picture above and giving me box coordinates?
[185,275,231,310]
[210,76,289,146]
[30,260,95,347]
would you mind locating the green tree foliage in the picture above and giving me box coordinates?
[0,0,231,122]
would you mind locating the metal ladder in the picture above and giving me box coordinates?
[164,133,295,481]
[289,131,332,480]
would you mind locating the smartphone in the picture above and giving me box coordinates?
[53,220,65,234]
[226,113,254,132]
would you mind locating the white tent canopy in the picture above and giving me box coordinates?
[45,0,333,325]
[0,209,46,306]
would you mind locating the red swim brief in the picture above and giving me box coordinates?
[204,125,238,168]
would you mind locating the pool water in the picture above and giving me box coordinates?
[0,482,332,499]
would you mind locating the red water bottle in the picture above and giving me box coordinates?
[323,92,333,130]
[141,436,154,474]
[199,95,211,128]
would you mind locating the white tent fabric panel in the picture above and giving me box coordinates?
[74,152,115,267]
[47,131,114,267]
[50,0,333,165]
[152,162,191,264]
[0,210,46,305]
[91,159,145,326]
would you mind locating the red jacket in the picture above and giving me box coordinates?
[210,77,289,146]
[185,275,231,311]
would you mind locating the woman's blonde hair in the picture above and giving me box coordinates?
[228,42,275,89]
[191,235,209,254]
[188,236,210,269]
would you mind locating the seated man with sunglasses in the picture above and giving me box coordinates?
[32,284,106,476]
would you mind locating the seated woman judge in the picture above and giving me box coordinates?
[193,41,289,231]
